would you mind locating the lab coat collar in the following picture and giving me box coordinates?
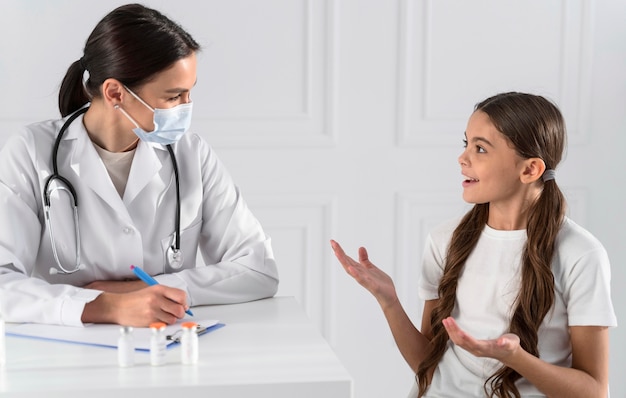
[62,115,166,216]
[63,115,130,220]
[123,141,167,205]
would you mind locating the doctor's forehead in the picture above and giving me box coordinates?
[143,53,198,92]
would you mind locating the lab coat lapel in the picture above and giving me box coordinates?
[123,142,166,206]
[66,121,130,220]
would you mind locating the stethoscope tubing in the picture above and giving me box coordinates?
[166,144,181,254]
[44,106,182,274]
[43,107,87,207]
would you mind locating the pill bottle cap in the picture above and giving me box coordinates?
[181,321,197,330]
[149,322,167,330]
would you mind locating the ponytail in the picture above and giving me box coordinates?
[58,59,90,117]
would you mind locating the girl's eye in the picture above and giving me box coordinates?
[167,94,182,102]
[463,139,486,153]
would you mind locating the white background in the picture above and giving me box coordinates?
[1,1,624,397]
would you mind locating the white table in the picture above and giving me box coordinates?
[0,297,353,398]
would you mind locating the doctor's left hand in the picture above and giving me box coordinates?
[81,285,189,327]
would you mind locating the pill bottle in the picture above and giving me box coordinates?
[180,321,198,365]
[117,326,135,367]
[149,322,167,366]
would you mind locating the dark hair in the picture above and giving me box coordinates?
[59,3,200,116]
[417,92,567,398]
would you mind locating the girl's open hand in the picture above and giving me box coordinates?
[330,239,398,308]
[442,317,521,362]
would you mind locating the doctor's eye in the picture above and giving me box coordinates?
[167,94,182,102]
[462,139,468,148]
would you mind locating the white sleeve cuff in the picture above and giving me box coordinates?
[60,289,103,327]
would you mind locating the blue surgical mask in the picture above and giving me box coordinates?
[116,86,193,145]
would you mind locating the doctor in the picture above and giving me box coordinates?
[0,4,278,327]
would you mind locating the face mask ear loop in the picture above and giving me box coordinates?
[123,85,155,112]
[114,104,141,129]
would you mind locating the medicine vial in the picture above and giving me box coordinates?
[0,314,6,368]
[180,321,199,365]
[117,326,135,367]
[149,322,167,366]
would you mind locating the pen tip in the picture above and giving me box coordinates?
[130,265,135,270]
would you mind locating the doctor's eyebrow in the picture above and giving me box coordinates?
[165,80,198,94]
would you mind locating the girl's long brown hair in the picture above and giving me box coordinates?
[417,92,567,397]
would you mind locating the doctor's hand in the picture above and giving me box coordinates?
[442,317,521,363]
[330,239,399,309]
[82,285,189,327]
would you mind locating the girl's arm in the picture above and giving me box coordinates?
[382,298,437,372]
[330,240,432,371]
[506,325,609,398]
[443,318,609,398]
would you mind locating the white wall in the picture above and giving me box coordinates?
[1,1,623,397]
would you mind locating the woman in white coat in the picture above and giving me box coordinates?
[0,4,278,327]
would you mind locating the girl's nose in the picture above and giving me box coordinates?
[458,151,468,167]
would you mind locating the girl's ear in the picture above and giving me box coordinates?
[520,158,546,184]
[101,78,125,107]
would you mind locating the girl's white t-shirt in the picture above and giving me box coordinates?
[413,217,617,397]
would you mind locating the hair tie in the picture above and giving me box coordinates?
[542,169,556,182]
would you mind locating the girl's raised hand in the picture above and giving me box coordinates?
[330,239,399,308]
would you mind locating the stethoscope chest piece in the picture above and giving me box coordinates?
[167,246,184,269]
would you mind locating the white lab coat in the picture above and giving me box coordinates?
[0,113,279,326]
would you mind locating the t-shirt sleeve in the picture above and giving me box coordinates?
[562,245,617,327]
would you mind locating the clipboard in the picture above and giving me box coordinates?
[6,319,225,351]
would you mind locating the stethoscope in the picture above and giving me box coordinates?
[44,106,184,275]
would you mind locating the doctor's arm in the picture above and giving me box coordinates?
[154,188,279,306]
[150,142,279,306]
[0,136,98,326]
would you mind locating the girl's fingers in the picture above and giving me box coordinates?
[331,240,351,262]
[330,240,359,271]
[358,247,369,262]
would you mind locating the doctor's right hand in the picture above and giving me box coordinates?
[81,285,189,327]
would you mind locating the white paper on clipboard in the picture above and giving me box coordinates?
[6,319,224,351]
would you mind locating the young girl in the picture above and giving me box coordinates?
[331,92,617,397]
[0,4,278,327]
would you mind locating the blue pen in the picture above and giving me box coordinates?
[130,265,194,316]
